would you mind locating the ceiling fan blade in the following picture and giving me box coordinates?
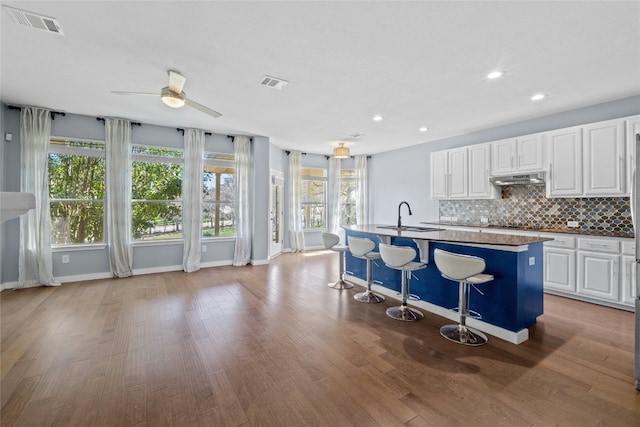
[111,91,158,96]
[168,70,186,94]
[185,98,222,118]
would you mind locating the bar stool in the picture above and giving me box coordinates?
[322,232,354,290]
[433,248,494,346]
[379,243,426,321]
[347,236,385,303]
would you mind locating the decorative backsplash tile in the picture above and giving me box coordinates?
[439,185,633,236]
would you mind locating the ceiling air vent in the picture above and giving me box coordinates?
[3,5,64,35]
[259,75,289,90]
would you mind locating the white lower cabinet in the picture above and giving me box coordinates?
[577,251,619,302]
[544,248,576,293]
[621,255,637,306]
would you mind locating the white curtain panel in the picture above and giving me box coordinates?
[105,118,133,278]
[326,156,341,234]
[233,136,252,266]
[288,151,306,252]
[19,107,59,287]
[355,155,369,225]
[182,129,204,272]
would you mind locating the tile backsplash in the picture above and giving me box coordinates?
[439,185,633,236]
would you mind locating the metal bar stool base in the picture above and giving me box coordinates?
[440,324,487,346]
[386,305,424,321]
[354,290,385,303]
[327,279,354,290]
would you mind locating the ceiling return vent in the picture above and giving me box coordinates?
[259,75,289,90]
[3,5,64,35]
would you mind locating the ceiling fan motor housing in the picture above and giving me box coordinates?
[161,86,185,108]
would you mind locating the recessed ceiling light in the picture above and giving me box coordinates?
[487,71,503,79]
[419,127,429,132]
[531,93,545,101]
[372,115,383,122]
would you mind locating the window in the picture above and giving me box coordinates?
[48,137,106,245]
[301,167,326,229]
[340,169,356,226]
[131,145,183,241]
[202,152,236,238]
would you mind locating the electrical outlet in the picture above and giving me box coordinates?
[451,217,458,222]
[480,217,489,224]
[529,257,535,266]
[202,245,207,253]
[440,216,451,222]
[62,255,69,264]
[567,221,579,228]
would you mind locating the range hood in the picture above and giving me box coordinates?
[490,172,545,186]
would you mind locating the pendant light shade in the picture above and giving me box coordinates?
[333,143,350,159]
[161,87,186,108]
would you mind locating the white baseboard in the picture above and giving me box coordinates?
[250,258,270,266]
[345,275,530,345]
[132,265,183,276]
[56,272,113,284]
[200,260,233,269]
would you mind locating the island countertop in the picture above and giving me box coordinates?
[345,224,553,247]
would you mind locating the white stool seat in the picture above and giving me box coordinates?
[434,249,494,346]
[379,243,426,321]
[348,236,385,304]
[322,232,353,290]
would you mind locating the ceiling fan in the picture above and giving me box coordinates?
[112,70,222,118]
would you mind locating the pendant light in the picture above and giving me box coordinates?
[333,142,350,159]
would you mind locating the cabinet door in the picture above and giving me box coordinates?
[583,119,625,196]
[577,251,619,302]
[448,147,468,199]
[517,134,544,172]
[621,255,637,306]
[544,247,576,293]
[430,150,448,199]
[626,115,640,194]
[547,127,583,197]
[468,144,496,199]
[490,139,516,175]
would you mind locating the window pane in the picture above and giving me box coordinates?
[132,161,182,200]
[340,179,356,226]
[50,201,104,244]
[302,180,325,203]
[132,201,183,240]
[132,146,182,158]
[48,154,105,199]
[302,203,325,229]
[202,161,236,238]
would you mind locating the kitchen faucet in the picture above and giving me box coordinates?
[397,201,412,228]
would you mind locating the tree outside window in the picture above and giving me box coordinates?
[131,145,183,240]
[202,152,236,238]
[48,138,105,245]
[340,169,356,226]
[301,167,326,229]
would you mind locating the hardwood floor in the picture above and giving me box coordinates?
[1,250,639,426]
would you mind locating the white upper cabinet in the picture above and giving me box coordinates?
[626,114,640,192]
[431,148,468,199]
[468,144,499,199]
[546,126,583,197]
[583,118,625,196]
[490,134,544,176]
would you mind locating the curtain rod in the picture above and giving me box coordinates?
[177,128,211,136]
[7,104,66,120]
[284,150,307,156]
[95,117,141,126]
[227,135,253,142]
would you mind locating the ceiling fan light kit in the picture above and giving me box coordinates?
[160,87,185,108]
[334,143,350,159]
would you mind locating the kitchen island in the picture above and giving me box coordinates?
[343,225,553,344]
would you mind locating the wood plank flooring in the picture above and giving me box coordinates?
[1,250,639,426]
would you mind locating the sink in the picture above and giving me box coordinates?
[377,225,440,232]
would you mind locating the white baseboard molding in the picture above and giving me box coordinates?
[200,260,234,269]
[56,272,113,284]
[250,259,270,266]
[132,265,183,276]
[345,275,530,345]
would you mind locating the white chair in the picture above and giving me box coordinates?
[347,236,385,303]
[379,243,426,321]
[433,248,494,346]
[322,232,354,289]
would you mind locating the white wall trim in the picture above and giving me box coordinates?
[56,272,113,284]
[132,264,182,276]
[250,258,270,266]
[200,260,233,269]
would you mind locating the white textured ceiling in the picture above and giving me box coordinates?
[1,1,639,156]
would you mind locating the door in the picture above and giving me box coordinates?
[577,251,619,302]
[269,171,284,258]
[468,144,494,198]
[547,126,583,197]
[583,119,625,196]
[517,134,544,172]
[430,150,449,199]
[447,147,468,199]
[544,247,576,293]
[490,138,516,175]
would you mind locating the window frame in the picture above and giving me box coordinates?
[202,152,236,240]
[301,167,327,230]
[340,169,356,227]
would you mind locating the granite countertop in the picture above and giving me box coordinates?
[420,222,634,239]
[346,224,553,246]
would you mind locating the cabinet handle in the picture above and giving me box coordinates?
[613,261,618,280]
[587,242,611,248]
[519,155,522,168]
[620,156,624,189]
[549,163,552,181]
[511,156,515,168]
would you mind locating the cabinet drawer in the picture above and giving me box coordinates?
[544,235,576,249]
[578,238,619,253]
[621,240,636,256]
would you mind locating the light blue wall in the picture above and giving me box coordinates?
[1,106,271,284]
[369,95,640,225]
